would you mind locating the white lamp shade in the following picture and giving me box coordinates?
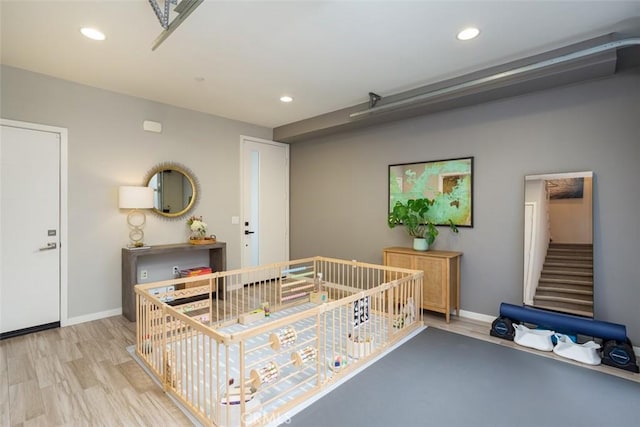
[118,186,154,209]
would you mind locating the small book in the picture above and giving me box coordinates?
[125,245,151,250]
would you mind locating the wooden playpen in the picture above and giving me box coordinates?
[135,256,423,426]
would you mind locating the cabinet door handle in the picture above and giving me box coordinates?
[39,242,57,251]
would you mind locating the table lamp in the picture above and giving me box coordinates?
[118,186,154,247]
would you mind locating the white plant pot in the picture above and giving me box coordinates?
[413,238,429,251]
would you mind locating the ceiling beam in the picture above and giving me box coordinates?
[274,33,630,144]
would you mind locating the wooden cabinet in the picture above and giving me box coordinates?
[383,247,462,323]
[122,242,226,322]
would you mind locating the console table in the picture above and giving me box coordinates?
[383,247,462,323]
[122,242,226,322]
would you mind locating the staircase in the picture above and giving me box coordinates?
[533,243,593,317]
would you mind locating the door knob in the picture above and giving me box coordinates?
[244,230,255,235]
[39,242,57,251]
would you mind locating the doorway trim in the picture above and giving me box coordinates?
[239,135,290,268]
[1,118,69,326]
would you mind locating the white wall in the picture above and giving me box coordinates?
[549,177,593,243]
[0,65,272,320]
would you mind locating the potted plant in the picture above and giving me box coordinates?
[187,215,216,244]
[388,198,458,251]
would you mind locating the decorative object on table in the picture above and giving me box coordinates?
[118,185,154,247]
[388,198,458,251]
[389,157,473,227]
[187,215,216,244]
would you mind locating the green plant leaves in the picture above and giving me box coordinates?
[388,198,457,242]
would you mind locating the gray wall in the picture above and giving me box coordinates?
[290,70,640,343]
[1,65,271,320]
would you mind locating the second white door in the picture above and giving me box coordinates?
[241,136,289,269]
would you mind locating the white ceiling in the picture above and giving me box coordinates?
[1,1,639,128]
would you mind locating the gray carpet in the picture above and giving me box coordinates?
[288,328,640,426]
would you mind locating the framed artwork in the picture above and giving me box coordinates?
[389,156,474,227]
[547,177,584,199]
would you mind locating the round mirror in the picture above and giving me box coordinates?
[143,162,199,219]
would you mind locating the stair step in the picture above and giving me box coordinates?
[537,282,592,292]
[549,243,592,249]
[536,286,593,296]
[534,295,593,306]
[536,242,594,318]
[548,249,592,256]
[539,276,593,286]
[546,254,593,261]
[544,260,592,268]
[547,251,593,259]
[541,268,593,277]
[535,291,592,303]
[531,303,593,318]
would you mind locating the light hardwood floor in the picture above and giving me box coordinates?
[0,316,192,427]
[2,312,638,426]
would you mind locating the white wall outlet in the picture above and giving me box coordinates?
[172,266,180,276]
[140,270,148,280]
[231,216,240,225]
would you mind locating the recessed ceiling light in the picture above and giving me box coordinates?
[280,96,293,103]
[457,27,480,41]
[80,27,106,41]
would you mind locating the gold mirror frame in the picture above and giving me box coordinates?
[143,162,200,220]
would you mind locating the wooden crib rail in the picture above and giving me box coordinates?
[135,256,423,426]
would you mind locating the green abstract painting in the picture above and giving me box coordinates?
[389,157,473,226]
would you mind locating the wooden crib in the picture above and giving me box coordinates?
[135,256,423,426]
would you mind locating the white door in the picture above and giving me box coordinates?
[241,136,289,270]
[1,123,62,336]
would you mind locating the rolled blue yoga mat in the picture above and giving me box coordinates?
[500,302,627,342]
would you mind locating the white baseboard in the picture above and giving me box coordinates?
[63,308,122,327]
[458,309,495,324]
